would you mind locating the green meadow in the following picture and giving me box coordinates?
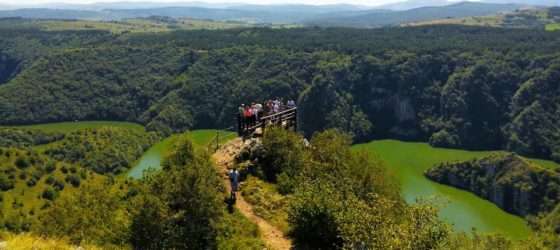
[1,121,145,133]
[352,140,560,239]
[546,23,560,31]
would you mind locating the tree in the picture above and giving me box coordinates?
[131,135,224,249]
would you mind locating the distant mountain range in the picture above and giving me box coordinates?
[0,1,555,27]
[307,2,527,28]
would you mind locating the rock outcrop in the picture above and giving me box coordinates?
[425,153,560,217]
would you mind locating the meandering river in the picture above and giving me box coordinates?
[352,140,560,239]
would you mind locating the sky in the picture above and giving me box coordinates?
[0,0,407,7]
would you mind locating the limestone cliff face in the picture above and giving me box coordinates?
[425,153,560,217]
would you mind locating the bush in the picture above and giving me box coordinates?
[45,161,56,173]
[53,180,65,191]
[258,128,308,189]
[0,175,15,191]
[45,175,55,185]
[65,174,81,187]
[26,177,38,187]
[15,157,30,169]
[18,172,27,180]
[42,187,58,201]
[429,129,460,148]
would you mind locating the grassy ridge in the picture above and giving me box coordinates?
[1,121,145,133]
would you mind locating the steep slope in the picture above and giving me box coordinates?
[0,46,193,125]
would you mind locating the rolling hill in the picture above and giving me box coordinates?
[306,2,525,28]
[0,2,531,26]
[404,7,560,30]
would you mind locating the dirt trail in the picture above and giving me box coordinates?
[212,138,293,250]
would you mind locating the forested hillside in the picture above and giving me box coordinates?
[0,22,560,163]
[426,153,560,216]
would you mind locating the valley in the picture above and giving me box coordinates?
[1,8,560,248]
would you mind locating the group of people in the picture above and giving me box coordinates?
[237,98,297,131]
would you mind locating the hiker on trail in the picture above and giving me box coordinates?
[229,167,240,199]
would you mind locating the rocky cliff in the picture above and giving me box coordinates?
[425,153,560,217]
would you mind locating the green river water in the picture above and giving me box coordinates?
[353,140,558,239]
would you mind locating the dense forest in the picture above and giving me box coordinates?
[1,22,559,163]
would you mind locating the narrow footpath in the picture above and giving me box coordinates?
[212,138,293,250]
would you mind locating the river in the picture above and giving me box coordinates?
[352,139,560,239]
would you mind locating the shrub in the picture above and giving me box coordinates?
[53,180,65,191]
[45,175,55,185]
[18,172,27,180]
[65,174,81,187]
[258,128,308,190]
[42,187,58,201]
[45,161,56,173]
[0,175,15,191]
[15,157,30,169]
[429,129,460,148]
[26,177,38,187]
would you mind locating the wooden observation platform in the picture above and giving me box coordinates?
[238,107,297,137]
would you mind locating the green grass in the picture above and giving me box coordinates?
[1,121,145,133]
[217,209,266,249]
[546,23,560,31]
[185,129,237,149]
[241,176,290,234]
[352,140,533,239]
